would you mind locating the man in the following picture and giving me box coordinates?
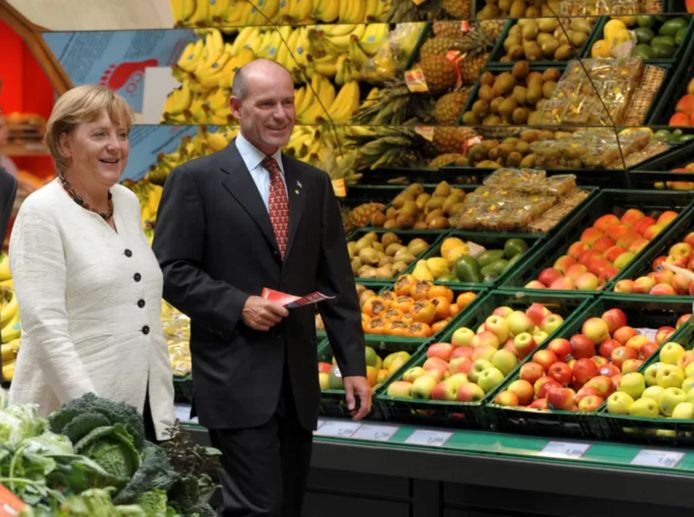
[153,59,371,517]
[0,167,16,245]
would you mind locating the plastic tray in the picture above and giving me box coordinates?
[486,292,694,440]
[318,336,427,419]
[610,203,694,299]
[347,228,446,286]
[500,189,694,295]
[595,296,694,445]
[407,230,545,289]
[487,17,600,66]
[376,289,592,430]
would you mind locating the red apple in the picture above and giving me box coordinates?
[565,263,588,280]
[574,385,602,404]
[650,283,677,296]
[591,236,615,253]
[577,394,604,412]
[547,386,576,410]
[594,214,620,231]
[598,363,621,377]
[570,334,596,359]
[610,345,638,368]
[601,308,627,334]
[448,356,473,375]
[540,314,565,335]
[655,326,676,346]
[567,242,590,260]
[613,326,638,345]
[575,272,599,290]
[427,342,454,362]
[547,361,573,385]
[613,279,635,293]
[549,277,576,290]
[318,361,332,374]
[553,255,578,274]
[507,379,534,406]
[580,227,604,245]
[547,338,572,361]
[582,317,610,344]
[604,245,627,262]
[484,315,510,343]
[677,314,692,328]
[621,358,644,373]
[494,390,520,407]
[451,345,474,360]
[639,341,659,360]
[572,357,599,385]
[528,398,549,410]
[672,274,691,295]
[585,374,616,396]
[598,338,620,359]
[525,303,550,326]
[632,276,656,293]
[470,331,500,350]
[532,349,559,371]
[519,361,544,384]
[431,380,458,401]
[538,267,564,287]
[536,376,562,398]
[625,335,650,352]
[422,356,449,375]
[513,332,536,358]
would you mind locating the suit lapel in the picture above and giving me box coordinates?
[283,154,307,260]
[219,141,279,253]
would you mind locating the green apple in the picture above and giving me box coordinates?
[477,367,505,393]
[383,350,411,369]
[446,373,469,390]
[628,397,659,417]
[402,366,428,383]
[671,401,694,419]
[659,342,686,365]
[656,364,685,389]
[365,346,379,367]
[641,385,666,403]
[644,362,665,386]
[618,372,646,399]
[607,391,634,415]
[681,376,694,393]
[659,387,686,416]
[469,358,494,383]
[451,326,475,347]
[491,349,518,375]
[412,375,437,399]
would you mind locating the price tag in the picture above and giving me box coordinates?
[315,420,362,438]
[404,429,452,447]
[631,449,684,469]
[316,419,326,429]
[634,328,658,343]
[0,483,25,516]
[460,20,471,33]
[414,125,434,141]
[462,135,484,154]
[541,441,591,459]
[404,68,429,93]
[352,424,399,442]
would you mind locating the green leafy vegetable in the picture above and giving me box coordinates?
[113,444,176,505]
[74,424,140,485]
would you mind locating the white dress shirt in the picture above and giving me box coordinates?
[234,133,287,210]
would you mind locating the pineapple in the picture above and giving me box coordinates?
[442,0,472,18]
[432,20,462,38]
[343,203,385,234]
[434,90,470,125]
[419,36,464,59]
[460,53,490,85]
[353,79,434,125]
[432,127,477,154]
[419,54,458,95]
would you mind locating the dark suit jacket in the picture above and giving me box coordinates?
[152,140,365,431]
[0,168,17,245]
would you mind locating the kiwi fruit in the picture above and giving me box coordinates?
[480,71,495,86]
[542,81,557,99]
[520,154,536,168]
[493,72,517,95]
[542,68,561,81]
[506,151,523,167]
[490,96,504,114]
[472,99,490,118]
[554,45,573,60]
[512,60,529,79]
[509,0,527,18]
[526,83,543,106]
[521,21,539,40]
[538,18,559,32]
[512,107,529,124]
[507,45,525,60]
[499,97,519,118]
[525,6,541,16]
[522,41,543,61]
[478,84,495,101]
[541,39,560,57]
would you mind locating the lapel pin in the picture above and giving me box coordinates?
[294,189,300,195]
[296,180,302,189]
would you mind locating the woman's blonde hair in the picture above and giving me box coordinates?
[45,85,133,174]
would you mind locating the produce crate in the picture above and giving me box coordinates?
[317,282,391,340]
[648,33,694,124]
[487,17,600,66]
[318,336,426,419]
[347,228,446,286]
[486,292,694,440]
[500,189,693,295]
[376,290,591,429]
[595,297,694,445]
[610,204,694,298]
[628,129,694,174]
[408,230,545,289]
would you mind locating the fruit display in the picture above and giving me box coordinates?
[451,168,586,232]
[498,17,595,62]
[319,344,415,391]
[606,337,694,419]
[368,181,469,231]
[361,276,477,338]
[382,299,570,404]
[348,230,434,280]
[669,76,694,127]
[461,62,561,126]
[491,306,683,412]
[412,234,530,283]
[613,224,694,296]
[535,57,658,126]
[475,0,561,19]
[590,16,690,60]
[342,201,387,234]
[1,254,20,382]
[162,301,192,378]
[523,207,679,290]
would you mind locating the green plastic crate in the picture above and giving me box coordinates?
[376,289,592,430]
[595,297,694,445]
[610,203,694,299]
[487,292,694,440]
[500,189,694,295]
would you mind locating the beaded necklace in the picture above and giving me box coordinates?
[58,174,113,221]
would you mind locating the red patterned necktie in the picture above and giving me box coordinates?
[262,156,289,257]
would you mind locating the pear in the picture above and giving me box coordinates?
[407,238,430,257]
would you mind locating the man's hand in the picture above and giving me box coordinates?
[343,376,372,421]
[242,295,289,331]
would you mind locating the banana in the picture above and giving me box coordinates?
[237,0,256,25]
[313,0,339,22]
[0,339,20,363]
[206,131,230,152]
[347,34,370,67]
[188,0,211,25]
[301,74,334,123]
[2,362,14,381]
[308,53,338,77]
[296,82,315,117]
[210,0,233,21]
[334,53,348,85]
[278,0,293,21]
[162,82,193,116]
[170,0,196,24]
[321,23,358,37]
[176,39,205,74]
[291,0,313,22]
[243,27,266,53]
[0,254,10,282]
[292,27,310,69]
[1,290,17,327]
[1,312,20,343]
[194,30,225,76]
[323,24,365,55]
[371,0,391,21]
[359,23,388,54]
[195,52,233,89]
[260,0,281,23]
[206,87,231,111]
[338,0,348,22]
[328,80,360,122]
[293,86,306,113]
[342,0,366,23]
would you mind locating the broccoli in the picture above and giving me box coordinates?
[113,444,176,505]
[49,393,146,449]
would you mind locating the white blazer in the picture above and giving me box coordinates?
[9,180,175,440]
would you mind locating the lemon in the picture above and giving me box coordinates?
[591,39,611,58]
[613,28,635,45]
[604,19,627,42]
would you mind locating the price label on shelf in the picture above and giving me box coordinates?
[316,419,326,430]
[405,430,452,447]
[541,441,591,459]
[315,420,362,438]
[631,449,684,469]
[352,424,399,442]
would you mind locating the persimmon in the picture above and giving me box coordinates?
[392,295,415,313]
[383,308,404,321]
[428,284,454,303]
[380,290,396,304]
[408,322,433,338]
[430,296,451,320]
[431,318,450,334]
[387,319,410,337]
[411,299,436,324]
[456,291,477,308]
[448,303,461,317]
[410,280,433,300]
[365,316,386,334]
[362,296,387,317]
[394,274,416,296]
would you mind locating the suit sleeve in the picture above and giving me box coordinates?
[152,166,249,338]
[9,203,96,402]
[315,173,366,377]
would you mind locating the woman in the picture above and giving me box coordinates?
[8,85,175,441]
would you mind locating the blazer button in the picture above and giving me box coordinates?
[142,325,150,335]
[134,273,142,282]
[124,249,133,257]
[137,299,145,308]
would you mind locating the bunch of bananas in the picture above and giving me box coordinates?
[1,254,20,381]
[161,301,192,378]
[121,180,165,242]
[170,0,392,27]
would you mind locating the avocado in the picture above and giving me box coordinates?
[503,238,528,259]
[650,42,676,58]
[636,15,654,28]
[633,27,655,44]
[477,249,505,267]
[651,35,676,47]
[632,44,655,59]
[658,17,688,37]
[480,259,509,279]
[454,256,482,283]
[675,27,687,47]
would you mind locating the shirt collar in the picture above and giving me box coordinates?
[235,133,284,174]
